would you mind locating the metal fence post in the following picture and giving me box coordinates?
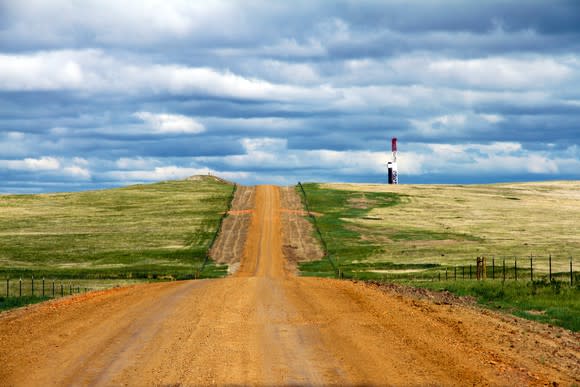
[19,278,22,297]
[52,281,55,298]
[31,276,34,297]
[549,254,552,282]
[6,278,9,297]
[42,278,45,297]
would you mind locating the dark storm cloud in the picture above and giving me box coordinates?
[0,0,579,192]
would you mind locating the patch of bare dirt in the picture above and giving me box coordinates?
[209,186,255,268]
[279,186,324,273]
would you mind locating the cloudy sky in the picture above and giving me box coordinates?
[1,0,580,192]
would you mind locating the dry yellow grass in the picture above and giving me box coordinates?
[321,181,580,272]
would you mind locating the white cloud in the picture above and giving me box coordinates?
[208,137,388,175]
[21,157,60,171]
[106,166,249,183]
[134,112,205,134]
[0,156,92,179]
[63,165,91,179]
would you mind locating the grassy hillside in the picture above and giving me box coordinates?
[299,181,580,331]
[0,176,233,280]
[301,181,580,276]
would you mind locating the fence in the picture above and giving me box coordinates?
[377,255,577,285]
[3,277,92,299]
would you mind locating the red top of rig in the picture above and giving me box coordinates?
[391,137,397,152]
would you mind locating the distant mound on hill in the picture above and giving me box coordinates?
[186,174,234,185]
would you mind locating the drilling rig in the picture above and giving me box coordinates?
[387,137,398,184]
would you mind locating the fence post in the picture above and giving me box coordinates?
[492,257,495,280]
[502,258,506,282]
[515,257,518,281]
[61,283,64,297]
[454,266,457,280]
[445,267,448,281]
[571,257,574,286]
[549,254,552,282]
[52,281,55,298]
[6,278,9,297]
[19,278,22,297]
[469,264,472,279]
[462,266,465,279]
[42,278,45,297]
[438,272,441,281]
[31,276,34,297]
[530,255,533,282]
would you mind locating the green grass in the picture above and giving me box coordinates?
[412,279,580,331]
[0,295,52,311]
[300,181,580,330]
[0,176,234,280]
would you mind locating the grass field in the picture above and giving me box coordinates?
[0,176,233,281]
[299,181,580,331]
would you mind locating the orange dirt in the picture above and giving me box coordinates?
[279,186,324,272]
[0,185,578,386]
[209,185,255,270]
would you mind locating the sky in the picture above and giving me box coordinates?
[1,0,580,193]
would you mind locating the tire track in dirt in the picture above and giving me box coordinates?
[209,185,255,274]
[279,186,324,273]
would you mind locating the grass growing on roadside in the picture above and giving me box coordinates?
[0,176,233,280]
[0,295,51,311]
[298,183,402,276]
[412,279,580,331]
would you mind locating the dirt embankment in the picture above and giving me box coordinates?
[0,185,578,386]
[209,185,255,273]
[279,186,324,272]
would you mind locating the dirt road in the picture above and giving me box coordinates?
[1,185,578,386]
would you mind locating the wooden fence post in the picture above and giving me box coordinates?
[549,254,552,282]
[571,257,574,286]
[502,258,506,281]
[52,281,55,298]
[530,255,533,282]
[42,278,45,297]
[19,278,22,297]
[6,278,9,297]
